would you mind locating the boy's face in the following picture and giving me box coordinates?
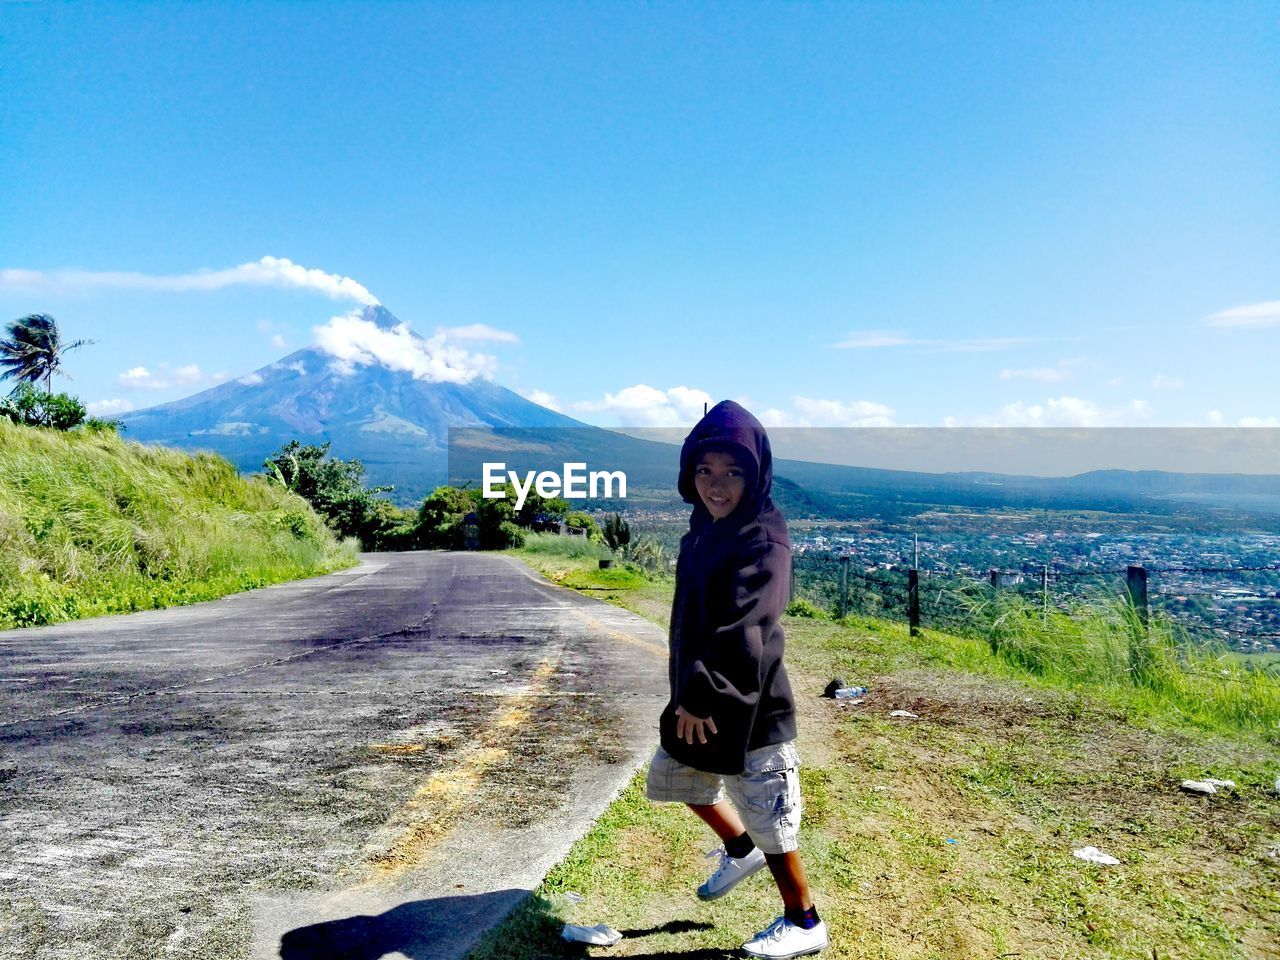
[694,450,748,521]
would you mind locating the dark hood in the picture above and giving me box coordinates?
[677,400,776,526]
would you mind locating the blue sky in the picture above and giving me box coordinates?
[1,1,1276,428]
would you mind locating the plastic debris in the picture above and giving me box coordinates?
[1180,779,1234,795]
[872,786,890,793]
[564,891,585,904]
[889,710,919,719]
[834,687,869,700]
[1073,846,1120,866]
[562,923,622,946]
[944,838,958,845]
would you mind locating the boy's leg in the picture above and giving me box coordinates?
[764,850,813,911]
[686,800,748,844]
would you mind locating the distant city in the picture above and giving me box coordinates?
[622,503,1280,654]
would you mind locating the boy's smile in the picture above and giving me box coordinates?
[694,450,748,520]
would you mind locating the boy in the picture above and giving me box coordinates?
[646,400,828,958]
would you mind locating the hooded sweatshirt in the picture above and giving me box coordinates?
[659,400,797,775]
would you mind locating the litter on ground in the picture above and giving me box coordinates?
[1180,778,1235,795]
[889,710,919,719]
[1073,846,1121,866]
[562,923,623,946]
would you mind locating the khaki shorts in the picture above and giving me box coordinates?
[645,740,802,854]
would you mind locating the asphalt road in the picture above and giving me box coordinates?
[0,552,669,960]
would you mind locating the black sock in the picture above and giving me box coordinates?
[785,905,821,930]
[724,832,755,859]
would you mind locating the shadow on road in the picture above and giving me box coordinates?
[278,893,725,960]
[278,890,526,960]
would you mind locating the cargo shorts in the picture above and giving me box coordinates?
[645,740,802,854]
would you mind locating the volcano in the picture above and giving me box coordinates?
[118,305,596,501]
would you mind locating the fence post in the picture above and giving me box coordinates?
[989,569,1000,588]
[1041,564,1049,624]
[908,568,920,637]
[1126,564,1150,681]
[1126,565,1149,628]
[839,554,850,619]
[790,567,796,603]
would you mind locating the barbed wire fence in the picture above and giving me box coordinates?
[790,551,1280,655]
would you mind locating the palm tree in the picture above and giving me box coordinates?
[0,314,93,395]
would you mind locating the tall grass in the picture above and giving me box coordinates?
[0,420,358,628]
[943,582,1280,739]
[518,530,614,561]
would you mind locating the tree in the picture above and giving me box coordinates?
[263,441,393,543]
[416,485,476,549]
[0,382,87,430]
[0,314,93,395]
[603,513,631,553]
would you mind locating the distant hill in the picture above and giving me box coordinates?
[120,305,591,501]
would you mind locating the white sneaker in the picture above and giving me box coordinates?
[696,845,768,900]
[741,915,828,959]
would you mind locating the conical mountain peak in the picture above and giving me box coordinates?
[360,304,403,330]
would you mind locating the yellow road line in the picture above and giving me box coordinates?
[357,658,558,884]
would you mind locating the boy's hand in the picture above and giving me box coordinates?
[674,706,718,745]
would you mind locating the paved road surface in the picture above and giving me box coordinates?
[0,552,669,960]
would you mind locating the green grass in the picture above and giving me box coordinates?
[940,586,1280,741]
[469,549,1280,960]
[0,420,358,628]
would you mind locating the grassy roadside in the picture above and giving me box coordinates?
[0,420,358,628]
[473,543,1280,960]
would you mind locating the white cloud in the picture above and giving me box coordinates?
[521,389,562,412]
[238,372,264,386]
[572,384,714,426]
[833,330,1034,352]
[1150,374,1184,389]
[313,308,496,384]
[0,255,379,305]
[759,396,896,427]
[117,364,226,391]
[271,334,286,348]
[1239,416,1280,427]
[1205,300,1280,329]
[439,323,519,343]
[978,396,1153,427]
[832,331,915,349]
[1001,366,1065,382]
[86,398,134,416]
[1205,410,1224,426]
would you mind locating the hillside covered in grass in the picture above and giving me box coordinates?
[481,538,1280,960]
[0,421,358,629]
